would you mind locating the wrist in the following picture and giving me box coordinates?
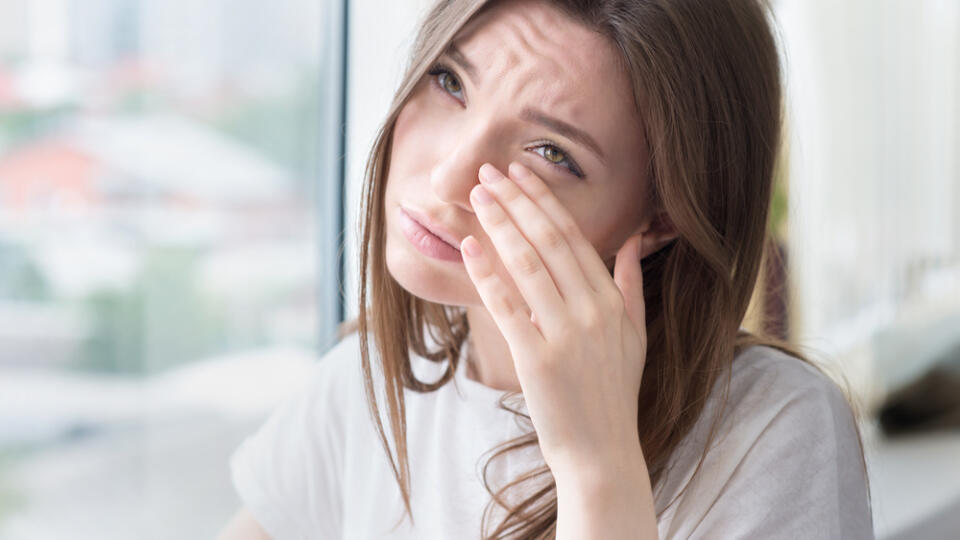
[552,440,650,498]
[553,443,659,540]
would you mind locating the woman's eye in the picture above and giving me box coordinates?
[529,143,584,178]
[427,64,464,101]
[427,62,584,179]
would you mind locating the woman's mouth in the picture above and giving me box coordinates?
[399,206,464,263]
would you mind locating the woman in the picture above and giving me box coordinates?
[220,0,874,538]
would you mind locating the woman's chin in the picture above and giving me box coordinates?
[385,242,473,306]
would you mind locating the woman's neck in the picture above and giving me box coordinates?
[465,305,522,393]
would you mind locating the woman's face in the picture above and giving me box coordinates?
[384,0,651,307]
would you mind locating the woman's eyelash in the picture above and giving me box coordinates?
[526,142,584,178]
[427,63,464,100]
[426,62,584,179]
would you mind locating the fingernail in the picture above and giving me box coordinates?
[508,161,526,179]
[472,185,494,205]
[479,163,503,184]
[462,236,483,257]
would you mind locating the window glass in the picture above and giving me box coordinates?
[0,0,338,537]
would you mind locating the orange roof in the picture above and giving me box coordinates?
[0,139,101,210]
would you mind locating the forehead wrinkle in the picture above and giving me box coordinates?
[489,54,569,119]
[451,2,628,163]
[482,21,576,110]
[460,0,610,91]
[498,7,626,109]
[500,15,569,79]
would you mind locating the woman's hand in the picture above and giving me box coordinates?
[460,161,649,482]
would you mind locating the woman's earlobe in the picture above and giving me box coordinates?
[636,210,678,258]
[642,236,678,261]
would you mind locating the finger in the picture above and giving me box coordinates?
[461,235,545,351]
[507,161,613,294]
[477,162,594,304]
[469,181,567,333]
[613,233,647,333]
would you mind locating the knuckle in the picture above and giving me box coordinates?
[501,186,524,204]
[487,209,510,228]
[557,216,581,241]
[551,321,577,343]
[510,250,542,277]
[603,289,625,312]
[577,305,603,331]
[534,223,565,252]
[473,261,497,281]
[493,292,521,318]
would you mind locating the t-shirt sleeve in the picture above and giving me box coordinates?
[228,336,355,540]
[681,378,875,539]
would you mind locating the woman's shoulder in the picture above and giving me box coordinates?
[659,343,863,475]
[654,344,872,537]
[316,326,452,395]
[691,343,863,466]
[727,344,854,412]
[292,329,368,406]
[323,327,364,366]
[656,345,873,537]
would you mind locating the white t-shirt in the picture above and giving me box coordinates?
[229,329,874,539]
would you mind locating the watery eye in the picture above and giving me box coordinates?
[427,63,463,100]
[543,146,564,164]
[439,72,462,94]
[530,143,583,178]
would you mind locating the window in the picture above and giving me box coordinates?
[0,0,345,537]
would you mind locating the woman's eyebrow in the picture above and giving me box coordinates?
[443,43,607,165]
[446,44,480,85]
[520,107,607,165]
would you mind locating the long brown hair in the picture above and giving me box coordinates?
[338,0,871,537]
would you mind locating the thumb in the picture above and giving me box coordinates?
[613,233,647,332]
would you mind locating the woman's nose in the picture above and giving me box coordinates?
[429,128,506,213]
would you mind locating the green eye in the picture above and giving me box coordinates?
[427,63,464,100]
[529,143,583,178]
[543,146,564,163]
[441,73,461,93]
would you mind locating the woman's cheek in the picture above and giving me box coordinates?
[395,99,448,157]
[392,101,419,152]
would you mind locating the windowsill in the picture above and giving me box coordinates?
[0,346,320,539]
[0,345,318,448]
[863,420,960,539]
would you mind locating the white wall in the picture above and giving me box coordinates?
[775,0,960,403]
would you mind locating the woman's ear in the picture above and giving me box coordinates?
[637,210,678,260]
[603,210,678,274]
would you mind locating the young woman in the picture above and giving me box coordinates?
[220,0,874,538]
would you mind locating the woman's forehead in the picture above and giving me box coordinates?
[454,0,618,84]
[442,1,643,176]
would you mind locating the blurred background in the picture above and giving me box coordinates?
[0,0,957,539]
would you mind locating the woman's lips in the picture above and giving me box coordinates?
[399,206,464,263]
[400,205,463,247]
